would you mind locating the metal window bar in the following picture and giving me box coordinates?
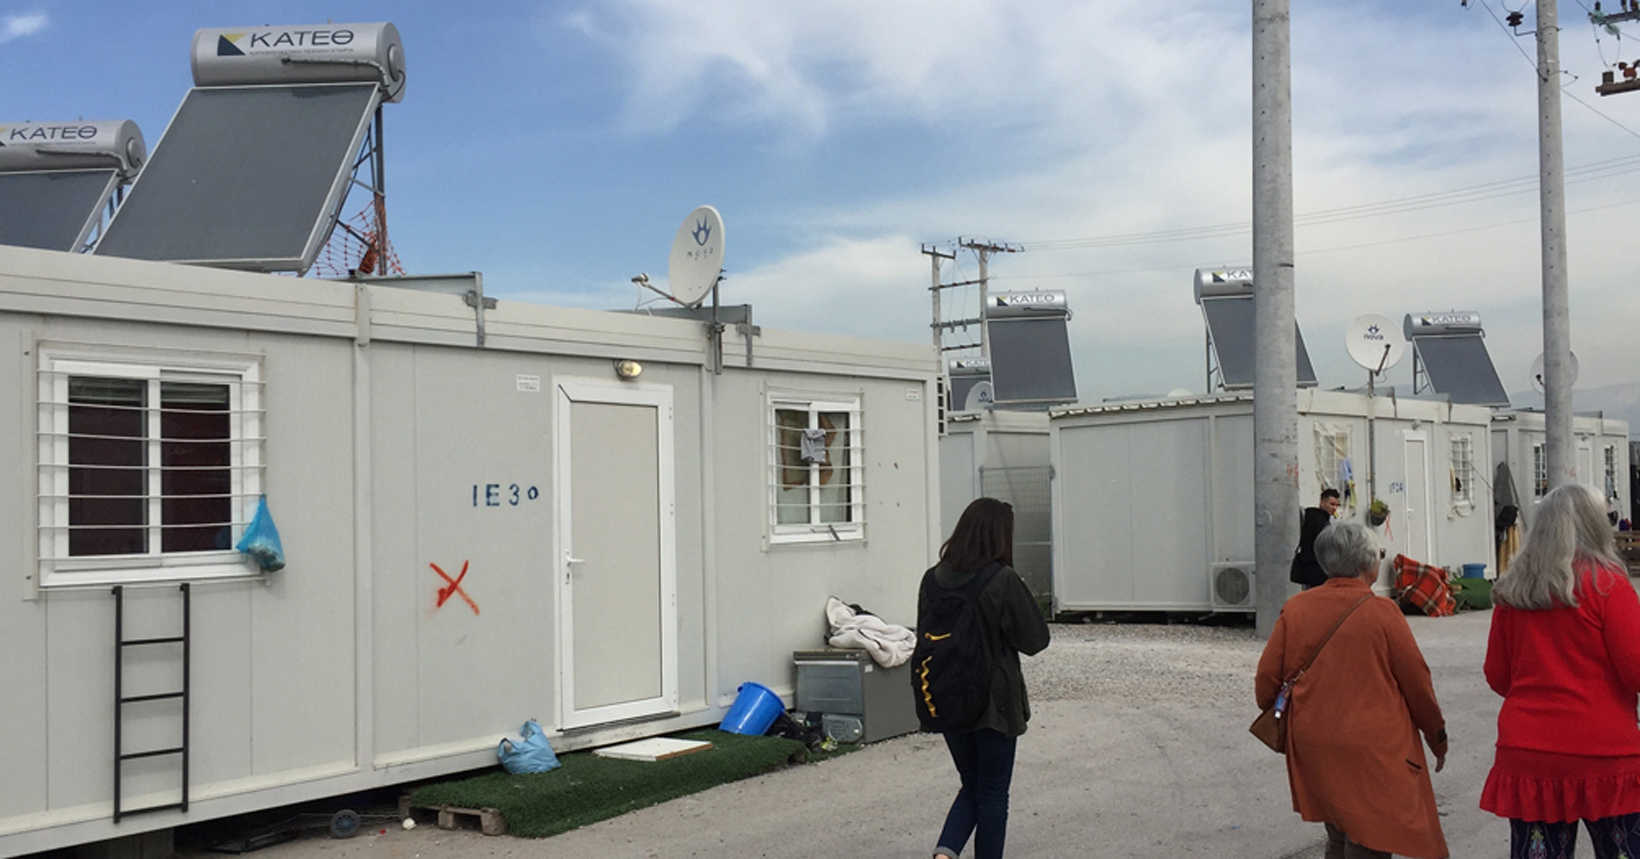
[38,432,268,444]
[979,465,1055,615]
[768,404,866,530]
[113,583,190,823]
[39,372,264,567]
[1451,437,1475,505]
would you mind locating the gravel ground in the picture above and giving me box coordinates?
[1027,621,1264,705]
[183,612,1507,859]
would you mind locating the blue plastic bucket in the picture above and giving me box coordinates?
[1462,563,1487,579]
[720,682,784,736]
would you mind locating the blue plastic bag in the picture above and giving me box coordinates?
[498,720,561,774]
[235,495,285,572]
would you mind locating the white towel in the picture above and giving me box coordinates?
[825,597,915,668]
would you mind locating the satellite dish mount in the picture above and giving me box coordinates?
[1344,313,1408,521]
[633,206,729,372]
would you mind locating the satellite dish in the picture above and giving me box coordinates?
[964,381,995,411]
[1529,351,1579,394]
[1345,313,1408,374]
[666,205,725,308]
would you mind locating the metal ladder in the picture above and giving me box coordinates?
[113,583,190,823]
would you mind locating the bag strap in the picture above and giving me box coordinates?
[1287,593,1373,684]
[964,561,1002,597]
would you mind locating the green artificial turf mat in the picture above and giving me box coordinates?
[409,730,812,838]
[1450,577,1492,611]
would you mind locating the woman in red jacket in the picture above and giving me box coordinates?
[1482,483,1640,859]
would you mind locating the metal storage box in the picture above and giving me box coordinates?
[792,649,919,743]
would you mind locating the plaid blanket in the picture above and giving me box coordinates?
[1392,554,1456,617]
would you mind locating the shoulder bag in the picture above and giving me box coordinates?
[1249,594,1373,754]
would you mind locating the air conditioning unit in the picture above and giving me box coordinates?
[1209,562,1255,612]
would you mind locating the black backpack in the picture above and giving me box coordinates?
[910,561,1001,732]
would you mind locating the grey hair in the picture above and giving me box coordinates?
[1494,483,1623,610]
[1315,521,1380,579]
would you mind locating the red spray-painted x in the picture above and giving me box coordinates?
[430,561,480,615]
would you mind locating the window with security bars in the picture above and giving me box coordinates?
[1313,428,1349,493]
[1532,443,1548,499]
[1607,446,1619,502]
[37,349,264,587]
[768,397,864,544]
[1450,435,1475,509]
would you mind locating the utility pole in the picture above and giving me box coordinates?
[958,238,1021,358]
[1252,0,1299,638]
[1537,0,1577,488]
[922,244,957,351]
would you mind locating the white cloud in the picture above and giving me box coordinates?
[562,0,1247,143]
[1,12,47,44]
[561,1,1640,399]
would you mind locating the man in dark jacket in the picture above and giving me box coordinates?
[1290,488,1341,589]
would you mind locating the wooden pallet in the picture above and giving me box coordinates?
[402,799,507,836]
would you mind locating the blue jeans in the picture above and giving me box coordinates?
[935,729,1018,859]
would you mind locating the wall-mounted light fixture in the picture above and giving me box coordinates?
[615,360,643,380]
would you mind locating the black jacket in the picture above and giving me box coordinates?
[1289,507,1334,587]
[919,562,1051,736]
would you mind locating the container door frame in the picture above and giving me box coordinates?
[1402,430,1433,563]
[553,378,678,729]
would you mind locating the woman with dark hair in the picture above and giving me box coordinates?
[1481,483,1640,859]
[919,497,1051,859]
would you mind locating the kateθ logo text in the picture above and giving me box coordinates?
[218,28,356,56]
[1,124,99,145]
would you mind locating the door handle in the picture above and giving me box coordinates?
[565,553,585,585]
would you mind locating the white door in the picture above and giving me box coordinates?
[1403,433,1432,563]
[1579,442,1594,490]
[555,380,676,728]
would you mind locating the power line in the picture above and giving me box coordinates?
[1019,153,1640,251]
[992,195,1640,282]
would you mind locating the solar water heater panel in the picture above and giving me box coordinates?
[0,169,119,251]
[1413,335,1511,406]
[988,316,1078,404]
[94,84,378,272]
[1200,297,1318,389]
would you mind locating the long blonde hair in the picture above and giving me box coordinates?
[1494,483,1623,610]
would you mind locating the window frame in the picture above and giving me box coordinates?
[1606,445,1620,502]
[1532,442,1548,500]
[36,345,265,589]
[1449,433,1475,511]
[766,394,865,545]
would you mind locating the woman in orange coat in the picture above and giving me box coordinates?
[1256,521,1451,858]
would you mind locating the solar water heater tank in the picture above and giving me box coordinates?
[191,23,406,101]
[0,120,146,177]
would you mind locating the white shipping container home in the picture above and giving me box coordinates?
[1490,409,1631,528]
[1049,390,1497,614]
[0,247,941,854]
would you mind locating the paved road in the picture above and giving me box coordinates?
[217,610,1515,858]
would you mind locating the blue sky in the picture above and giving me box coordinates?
[5,0,1639,401]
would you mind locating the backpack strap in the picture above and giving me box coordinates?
[962,560,1003,597]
